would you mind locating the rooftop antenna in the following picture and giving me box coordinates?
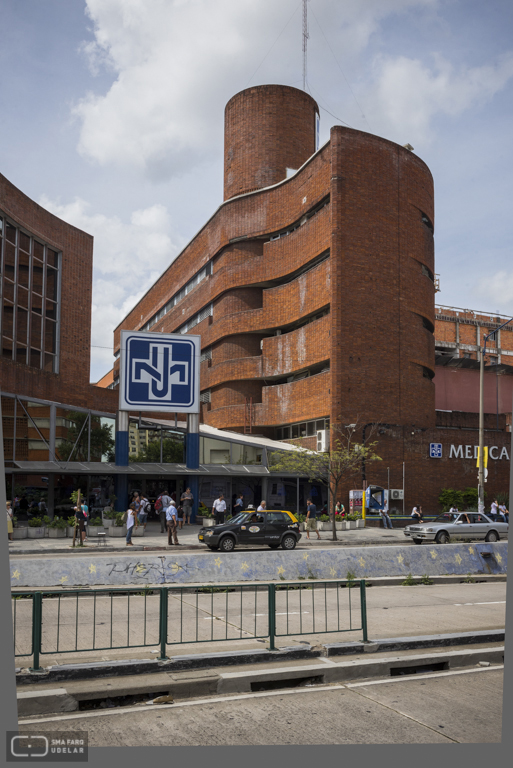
[302,0,309,91]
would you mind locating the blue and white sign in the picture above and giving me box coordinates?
[429,443,443,459]
[119,331,200,413]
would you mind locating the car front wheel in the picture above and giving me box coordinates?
[281,534,297,550]
[485,530,499,542]
[435,531,449,544]
[219,536,235,552]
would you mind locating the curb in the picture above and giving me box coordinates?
[16,629,505,685]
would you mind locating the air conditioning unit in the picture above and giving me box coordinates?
[317,430,330,452]
[390,489,404,500]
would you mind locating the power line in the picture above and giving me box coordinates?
[245,2,302,89]
[309,4,373,133]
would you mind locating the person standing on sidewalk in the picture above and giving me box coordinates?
[212,494,226,525]
[125,503,138,546]
[156,490,171,533]
[137,495,150,529]
[6,500,14,542]
[181,488,194,525]
[166,500,179,545]
[305,498,321,540]
[380,498,393,529]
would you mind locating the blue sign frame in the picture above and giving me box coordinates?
[119,331,200,413]
[430,443,442,459]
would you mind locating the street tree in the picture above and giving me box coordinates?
[269,421,382,541]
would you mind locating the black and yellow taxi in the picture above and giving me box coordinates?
[198,509,301,552]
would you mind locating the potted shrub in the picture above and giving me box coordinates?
[48,517,67,538]
[108,512,127,537]
[12,516,28,539]
[316,514,331,531]
[27,516,45,538]
[87,516,103,537]
[345,513,357,529]
[102,506,115,528]
[66,515,77,537]
[201,511,216,527]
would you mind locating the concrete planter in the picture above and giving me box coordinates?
[87,526,101,537]
[347,521,357,529]
[12,527,28,539]
[108,526,127,537]
[102,518,115,529]
[202,518,216,527]
[132,527,145,537]
[316,521,331,531]
[335,521,344,531]
[27,527,45,538]
[48,528,67,538]
[67,527,77,538]
[356,519,365,528]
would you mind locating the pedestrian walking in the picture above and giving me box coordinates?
[74,503,87,544]
[137,495,150,529]
[305,498,321,540]
[155,490,171,533]
[212,494,226,525]
[6,500,13,542]
[181,488,194,525]
[125,503,138,546]
[234,494,244,513]
[490,499,499,521]
[166,501,179,545]
[380,498,393,529]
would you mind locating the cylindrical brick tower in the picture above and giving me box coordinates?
[224,85,319,200]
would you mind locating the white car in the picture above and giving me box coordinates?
[404,511,508,545]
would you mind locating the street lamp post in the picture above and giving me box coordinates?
[478,318,513,513]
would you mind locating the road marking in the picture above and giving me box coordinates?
[18,665,502,725]
[453,601,506,606]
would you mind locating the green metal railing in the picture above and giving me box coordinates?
[12,580,368,671]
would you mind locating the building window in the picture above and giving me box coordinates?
[0,213,60,372]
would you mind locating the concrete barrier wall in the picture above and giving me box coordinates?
[10,542,507,588]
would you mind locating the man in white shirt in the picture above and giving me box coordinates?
[490,499,498,520]
[165,501,179,545]
[212,494,226,525]
[257,500,267,512]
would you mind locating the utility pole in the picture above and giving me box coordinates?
[478,317,513,513]
[302,0,309,91]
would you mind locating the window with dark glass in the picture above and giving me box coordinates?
[0,212,60,372]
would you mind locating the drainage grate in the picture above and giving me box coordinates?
[78,690,170,710]
[390,661,449,677]
[250,675,324,692]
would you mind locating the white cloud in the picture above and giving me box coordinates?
[368,52,513,143]
[74,0,440,180]
[38,195,180,379]
[475,270,513,316]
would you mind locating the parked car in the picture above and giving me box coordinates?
[404,511,508,544]
[198,509,301,552]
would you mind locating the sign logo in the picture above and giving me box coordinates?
[6,731,88,762]
[119,331,200,413]
[429,443,442,458]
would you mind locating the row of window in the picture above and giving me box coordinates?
[140,262,213,333]
[1,214,60,372]
[275,418,330,441]
[267,196,330,242]
[178,303,213,334]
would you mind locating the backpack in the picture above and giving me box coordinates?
[121,509,129,523]
[154,496,163,512]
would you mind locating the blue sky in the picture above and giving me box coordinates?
[1,0,512,382]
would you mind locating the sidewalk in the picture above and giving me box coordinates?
[9,520,409,556]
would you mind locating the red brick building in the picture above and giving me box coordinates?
[110,84,512,512]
